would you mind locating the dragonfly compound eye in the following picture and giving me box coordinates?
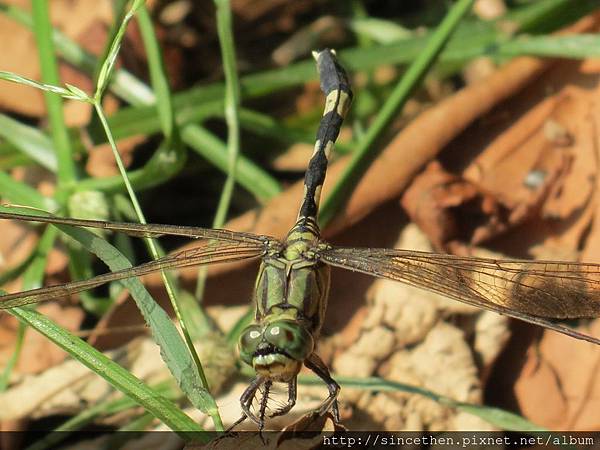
[265,321,314,361]
[239,325,263,365]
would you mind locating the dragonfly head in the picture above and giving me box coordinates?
[239,320,314,381]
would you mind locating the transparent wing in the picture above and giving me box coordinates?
[0,240,264,309]
[320,247,600,345]
[0,211,268,244]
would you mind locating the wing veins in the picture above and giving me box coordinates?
[321,247,600,344]
[0,212,268,244]
[0,241,264,309]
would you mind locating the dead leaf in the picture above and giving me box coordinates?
[513,320,600,430]
[401,161,512,250]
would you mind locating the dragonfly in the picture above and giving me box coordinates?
[2,49,600,430]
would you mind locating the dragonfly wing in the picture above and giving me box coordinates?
[0,240,264,309]
[320,247,600,345]
[0,211,268,244]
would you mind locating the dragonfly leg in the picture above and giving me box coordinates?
[238,376,265,426]
[305,353,341,423]
[225,414,246,433]
[269,377,297,418]
[257,379,273,432]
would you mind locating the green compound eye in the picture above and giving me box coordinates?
[265,321,314,361]
[239,325,263,365]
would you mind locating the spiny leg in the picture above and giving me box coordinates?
[225,414,247,433]
[304,353,341,423]
[269,377,298,418]
[226,380,271,442]
[257,379,273,431]
[235,376,264,427]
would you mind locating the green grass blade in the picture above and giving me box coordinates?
[0,171,56,210]
[6,304,203,436]
[135,2,223,430]
[194,0,242,302]
[136,4,174,139]
[0,72,90,101]
[0,113,57,171]
[92,108,222,419]
[495,34,600,59]
[94,0,144,100]
[319,0,476,226]
[511,0,598,33]
[31,0,76,188]
[212,0,241,227]
[300,374,546,432]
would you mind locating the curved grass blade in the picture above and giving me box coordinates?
[0,113,57,171]
[310,375,547,433]
[5,303,203,436]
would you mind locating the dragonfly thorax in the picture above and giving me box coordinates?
[238,220,332,382]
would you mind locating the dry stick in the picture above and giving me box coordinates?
[146,14,600,286]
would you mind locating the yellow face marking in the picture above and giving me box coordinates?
[254,356,302,380]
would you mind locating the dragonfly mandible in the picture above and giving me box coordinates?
[2,50,600,430]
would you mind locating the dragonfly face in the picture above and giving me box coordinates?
[239,319,314,381]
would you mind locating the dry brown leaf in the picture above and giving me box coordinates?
[513,320,600,430]
[401,161,512,250]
